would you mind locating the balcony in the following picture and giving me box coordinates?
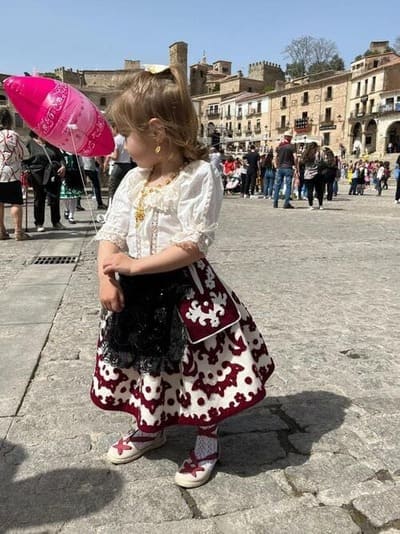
[237,113,243,120]
[207,111,220,119]
[319,119,336,131]
[254,126,262,134]
[294,117,312,133]
[235,130,242,137]
[378,103,400,114]
[224,114,231,120]
[245,129,252,136]
[276,122,290,132]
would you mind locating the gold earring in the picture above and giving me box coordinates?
[155,145,161,154]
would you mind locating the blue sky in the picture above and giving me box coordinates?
[3,0,399,76]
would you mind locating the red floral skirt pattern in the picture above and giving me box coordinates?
[91,289,274,432]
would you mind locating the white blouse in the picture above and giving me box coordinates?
[95,160,223,257]
[0,129,26,183]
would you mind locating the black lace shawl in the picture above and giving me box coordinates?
[101,269,191,374]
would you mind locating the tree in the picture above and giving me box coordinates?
[393,36,400,54]
[283,36,345,77]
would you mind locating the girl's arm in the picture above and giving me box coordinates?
[98,241,125,312]
[102,243,203,277]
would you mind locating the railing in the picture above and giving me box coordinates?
[254,126,262,134]
[294,118,311,130]
[207,111,220,119]
[379,103,400,114]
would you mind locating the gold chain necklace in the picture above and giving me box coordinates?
[135,164,186,228]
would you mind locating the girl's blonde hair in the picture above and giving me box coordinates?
[110,65,208,162]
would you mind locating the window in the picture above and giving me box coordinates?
[355,103,360,115]
[302,111,308,119]
[326,86,333,100]
[371,76,376,92]
[364,79,368,95]
[369,99,375,113]
[281,97,287,109]
[325,108,332,122]
[302,92,309,105]
[373,60,379,68]
[323,132,330,146]
[99,97,107,107]
[257,102,261,113]
[280,115,286,128]
[356,82,361,97]
[0,95,7,104]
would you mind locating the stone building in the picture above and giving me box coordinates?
[1,39,400,157]
[268,70,351,149]
[348,41,400,155]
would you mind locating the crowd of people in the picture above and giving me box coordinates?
[1,109,399,241]
[210,131,400,210]
[0,113,136,240]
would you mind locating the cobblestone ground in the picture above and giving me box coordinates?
[1,185,400,533]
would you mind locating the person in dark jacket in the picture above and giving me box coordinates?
[23,131,66,232]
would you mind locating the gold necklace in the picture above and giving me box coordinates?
[135,164,186,227]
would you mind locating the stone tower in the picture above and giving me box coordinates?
[169,41,188,79]
[248,61,285,88]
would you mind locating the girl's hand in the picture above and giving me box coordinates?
[103,252,136,276]
[99,276,125,312]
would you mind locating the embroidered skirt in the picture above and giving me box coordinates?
[91,269,274,431]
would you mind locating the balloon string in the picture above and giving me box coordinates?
[67,128,99,235]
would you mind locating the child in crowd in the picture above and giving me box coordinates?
[91,66,274,489]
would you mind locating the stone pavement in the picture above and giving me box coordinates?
[0,186,400,533]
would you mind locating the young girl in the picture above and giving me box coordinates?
[91,66,275,489]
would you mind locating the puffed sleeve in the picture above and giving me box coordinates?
[171,161,223,254]
[94,172,133,250]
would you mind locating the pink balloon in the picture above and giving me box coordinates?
[3,75,114,156]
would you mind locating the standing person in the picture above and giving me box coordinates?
[91,66,275,489]
[82,156,107,210]
[107,124,136,201]
[209,147,222,182]
[394,163,400,204]
[222,155,235,194]
[262,151,275,199]
[273,131,297,209]
[60,152,84,224]
[319,147,338,201]
[302,142,325,210]
[0,109,30,240]
[243,144,260,197]
[348,162,359,195]
[376,162,385,196]
[23,131,65,232]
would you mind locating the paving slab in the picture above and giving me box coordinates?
[1,191,400,531]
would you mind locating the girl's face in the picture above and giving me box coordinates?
[125,129,158,168]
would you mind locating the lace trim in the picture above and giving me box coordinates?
[95,227,127,251]
[171,223,218,255]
